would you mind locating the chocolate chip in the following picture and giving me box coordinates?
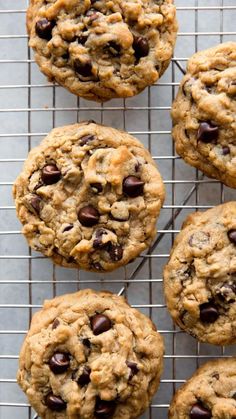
[91,314,112,335]
[90,183,103,193]
[133,36,149,59]
[80,134,95,146]
[93,229,108,249]
[197,122,219,143]
[45,393,67,412]
[42,164,61,185]
[49,353,70,374]
[200,302,219,323]
[35,19,55,40]
[63,224,73,232]
[190,403,212,419]
[63,54,70,62]
[105,41,121,56]
[78,34,88,45]
[228,230,236,245]
[95,398,116,418]
[109,244,123,262]
[74,58,93,77]
[52,319,60,329]
[77,366,91,386]
[222,146,230,155]
[30,194,42,214]
[78,205,99,227]
[82,338,91,348]
[123,176,144,197]
[232,393,236,400]
[126,361,139,379]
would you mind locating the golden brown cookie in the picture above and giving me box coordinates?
[172,42,236,188]
[13,121,165,272]
[27,0,178,101]
[169,358,236,418]
[17,289,164,419]
[164,202,236,345]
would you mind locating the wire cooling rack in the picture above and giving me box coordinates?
[1,1,236,418]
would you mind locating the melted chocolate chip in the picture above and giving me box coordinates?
[200,302,219,323]
[91,314,112,335]
[228,230,236,245]
[62,51,69,60]
[133,36,149,59]
[222,146,230,155]
[80,134,95,146]
[63,224,73,232]
[82,338,91,348]
[197,122,219,143]
[93,229,108,249]
[78,205,99,227]
[49,353,70,374]
[78,34,88,45]
[35,19,55,40]
[45,393,67,412]
[30,195,42,214]
[126,361,139,379]
[42,164,61,185]
[95,398,116,418]
[52,319,60,330]
[106,41,121,56]
[77,366,91,386]
[109,244,123,262]
[74,58,93,77]
[90,183,103,193]
[123,176,144,197]
[190,403,212,419]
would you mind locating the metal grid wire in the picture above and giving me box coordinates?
[0,1,236,418]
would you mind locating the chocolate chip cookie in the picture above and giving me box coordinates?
[17,289,164,418]
[172,42,236,188]
[26,0,178,102]
[163,202,236,346]
[13,121,165,272]
[169,358,236,418]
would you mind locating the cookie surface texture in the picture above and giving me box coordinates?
[169,358,236,418]
[13,121,165,272]
[172,42,236,188]
[164,202,236,345]
[27,0,178,101]
[17,289,164,419]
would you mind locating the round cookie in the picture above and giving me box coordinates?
[172,42,236,189]
[13,121,165,272]
[169,358,236,418]
[163,202,236,346]
[26,0,178,102]
[17,289,164,419]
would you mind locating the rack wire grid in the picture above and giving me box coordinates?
[1,0,236,418]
